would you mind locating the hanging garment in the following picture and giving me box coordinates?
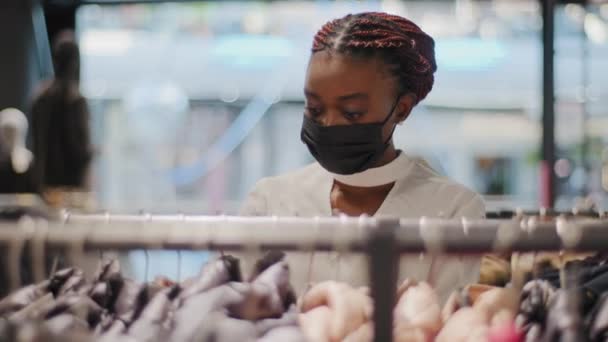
[437,285,522,342]
[588,292,608,341]
[240,152,485,303]
[0,253,304,342]
[516,280,557,338]
[536,255,608,298]
[0,267,75,316]
[540,289,589,342]
[128,285,180,342]
[177,255,242,303]
[171,259,298,341]
[299,280,373,341]
[393,281,443,341]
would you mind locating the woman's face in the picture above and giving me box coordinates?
[304,50,414,137]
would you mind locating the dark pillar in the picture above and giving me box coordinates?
[0,0,53,115]
[43,1,77,44]
[541,0,556,208]
[369,220,398,342]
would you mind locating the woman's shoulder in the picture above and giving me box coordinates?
[395,156,485,218]
[240,163,328,216]
[404,156,475,195]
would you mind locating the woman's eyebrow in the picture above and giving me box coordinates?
[337,92,369,101]
[304,89,320,99]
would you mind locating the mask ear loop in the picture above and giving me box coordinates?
[379,94,404,147]
[381,94,404,125]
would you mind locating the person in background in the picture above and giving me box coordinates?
[30,30,93,197]
[0,108,38,194]
[241,12,485,302]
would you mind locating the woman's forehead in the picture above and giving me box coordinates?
[305,51,394,99]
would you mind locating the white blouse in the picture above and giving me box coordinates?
[240,153,485,303]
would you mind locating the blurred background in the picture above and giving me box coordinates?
[67,0,608,213]
[0,0,607,279]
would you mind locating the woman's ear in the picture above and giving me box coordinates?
[395,93,417,123]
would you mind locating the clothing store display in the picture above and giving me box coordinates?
[241,151,484,302]
[588,293,608,341]
[508,253,608,342]
[488,319,522,342]
[480,254,512,287]
[540,289,588,342]
[0,108,40,194]
[177,255,241,302]
[393,281,442,341]
[299,281,373,341]
[474,287,519,320]
[0,108,37,195]
[1,214,607,341]
[437,307,490,342]
[535,254,608,302]
[516,280,557,336]
[31,84,93,189]
[0,253,303,342]
[436,286,522,342]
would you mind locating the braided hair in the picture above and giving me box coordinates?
[312,12,437,104]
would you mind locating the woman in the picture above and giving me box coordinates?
[241,12,485,302]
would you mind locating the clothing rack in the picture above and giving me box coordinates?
[2,215,608,342]
[0,194,55,220]
[486,208,605,219]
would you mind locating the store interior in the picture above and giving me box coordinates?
[0,0,607,341]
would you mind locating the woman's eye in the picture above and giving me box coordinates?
[344,111,363,120]
[305,107,322,117]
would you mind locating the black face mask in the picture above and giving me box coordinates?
[300,96,401,175]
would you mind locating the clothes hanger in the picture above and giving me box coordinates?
[67,216,87,284]
[176,213,185,283]
[333,214,352,281]
[553,216,587,342]
[419,216,443,286]
[100,211,111,261]
[142,211,151,283]
[8,218,30,291]
[31,218,48,284]
[305,216,321,290]
[218,214,229,259]
[48,211,72,277]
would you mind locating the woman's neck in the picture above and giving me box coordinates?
[331,179,394,216]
